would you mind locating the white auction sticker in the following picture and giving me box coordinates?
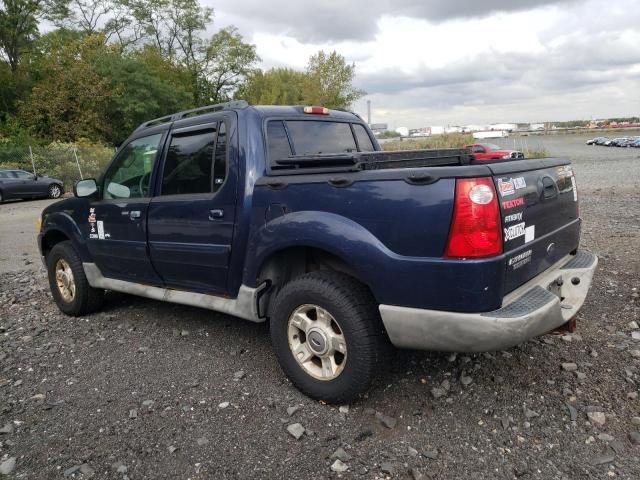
[524,225,535,243]
[97,220,105,240]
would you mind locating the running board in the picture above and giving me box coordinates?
[83,263,266,322]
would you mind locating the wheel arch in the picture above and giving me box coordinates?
[41,229,72,258]
[41,211,91,262]
[247,212,395,318]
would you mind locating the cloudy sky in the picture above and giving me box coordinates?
[209,0,640,129]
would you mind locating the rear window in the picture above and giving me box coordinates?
[267,121,292,160]
[352,124,375,152]
[267,120,374,165]
[286,121,357,155]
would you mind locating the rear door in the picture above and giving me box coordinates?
[147,117,237,294]
[86,133,165,284]
[491,160,580,293]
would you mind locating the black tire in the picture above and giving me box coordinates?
[46,241,104,316]
[48,184,62,199]
[0,190,3,203]
[270,271,388,403]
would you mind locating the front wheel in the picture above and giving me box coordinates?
[46,241,104,316]
[270,271,387,403]
[48,184,62,199]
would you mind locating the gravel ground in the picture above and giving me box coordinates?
[1,138,639,479]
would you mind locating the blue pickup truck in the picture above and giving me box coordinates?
[38,101,597,402]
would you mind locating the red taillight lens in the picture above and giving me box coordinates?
[444,177,502,258]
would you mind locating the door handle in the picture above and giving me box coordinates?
[129,210,141,220]
[209,209,224,220]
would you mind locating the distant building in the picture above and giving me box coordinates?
[490,123,517,132]
[529,123,545,131]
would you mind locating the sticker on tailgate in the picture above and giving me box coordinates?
[498,177,526,197]
[504,222,526,241]
[504,223,536,243]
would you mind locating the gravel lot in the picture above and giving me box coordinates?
[1,136,639,479]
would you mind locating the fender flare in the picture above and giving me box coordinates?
[243,211,400,300]
[41,211,91,262]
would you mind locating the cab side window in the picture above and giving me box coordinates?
[160,121,228,196]
[162,129,216,195]
[103,134,162,199]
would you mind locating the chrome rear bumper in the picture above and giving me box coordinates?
[379,250,598,352]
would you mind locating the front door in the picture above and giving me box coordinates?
[12,170,38,196]
[147,119,237,294]
[86,133,165,284]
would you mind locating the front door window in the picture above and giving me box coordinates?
[103,134,162,199]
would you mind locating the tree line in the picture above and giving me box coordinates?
[0,0,365,146]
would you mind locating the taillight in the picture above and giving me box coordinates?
[444,177,502,258]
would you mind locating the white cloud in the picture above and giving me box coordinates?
[210,0,640,127]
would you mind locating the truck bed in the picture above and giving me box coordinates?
[255,155,580,313]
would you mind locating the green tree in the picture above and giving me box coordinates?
[17,33,112,141]
[236,67,306,105]
[200,26,259,104]
[303,50,365,109]
[0,0,40,71]
[96,47,193,143]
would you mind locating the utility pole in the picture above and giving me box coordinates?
[29,146,36,176]
[73,148,84,180]
[367,100,371,125]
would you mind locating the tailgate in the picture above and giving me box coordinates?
[490,159,580,294]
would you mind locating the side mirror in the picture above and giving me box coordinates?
[74,178,98,198]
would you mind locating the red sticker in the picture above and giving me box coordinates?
[502,197,525,209]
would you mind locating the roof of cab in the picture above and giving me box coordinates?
[249,105,361,121]
[133,101,361,134]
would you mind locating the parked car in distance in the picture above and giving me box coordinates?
[38,102,597,403]
[586,137,607,145]
[618,137,639,147]
[465,143,525,160]
[630,138,640,148]
[0,169,63,203]
[608,137,629,147]
[594,137,610,145]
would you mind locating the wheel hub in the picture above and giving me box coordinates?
[307,329,328,355]
[287,304,347,381]
[55,258,75,303]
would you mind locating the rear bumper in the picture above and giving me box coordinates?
[379,250,598,352]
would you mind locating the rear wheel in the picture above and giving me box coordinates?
[270,271,387,403]
[47,241,104,316]
[0,190,3,203]
[48,184,62,199]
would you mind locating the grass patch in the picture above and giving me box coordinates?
[381,133,475,151]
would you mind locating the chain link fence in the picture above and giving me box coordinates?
[0,142,115,193]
